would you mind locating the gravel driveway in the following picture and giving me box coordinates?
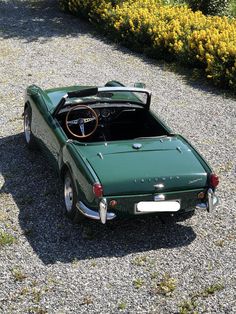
[0,1,236,313]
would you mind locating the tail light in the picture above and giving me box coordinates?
[93,183,103,197]
[210,173,219,188]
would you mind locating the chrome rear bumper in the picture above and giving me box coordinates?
[77,189,218,224]
[76,199,116,224]
[196,188,219,212]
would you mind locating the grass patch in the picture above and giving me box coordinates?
[179,282,224,313]
[0,211,9,222]
[90,261,97,267]
[72,257,79,267]
[80,295,93,305]
[19,287,30,296]
[22,228,33,236]
[202,283,224,296]
[118,301,127,310]
[150,272,159,280]
[133,278,144,289]
[132,255,148,266]
[26,306,47,314]
[214,239,224,247]
[11,267,27,282]
[32,288,42,304]
[217,161,234,174]
[0,46,13,58]
[8,116,23,123]
[179,299,198,314]
[0,230,15,247]
[153,273,177,296]
[191,282,224,299]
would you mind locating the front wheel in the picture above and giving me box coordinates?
[24,105,36,149]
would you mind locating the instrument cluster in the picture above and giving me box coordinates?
[94,108,116,120]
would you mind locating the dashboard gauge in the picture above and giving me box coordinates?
[101,108,110,118]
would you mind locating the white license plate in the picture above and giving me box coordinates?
[136,201,180,213]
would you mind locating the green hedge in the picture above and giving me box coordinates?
[59,0,236,90]
[187,0,230,15]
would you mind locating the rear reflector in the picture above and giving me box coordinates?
[210,174,219,188]
[93,183,103,197]
[197,191,205,199]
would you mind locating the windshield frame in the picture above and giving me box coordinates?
[52,87,152,117]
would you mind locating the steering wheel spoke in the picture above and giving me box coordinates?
[68,119,80,125]
[83,117,96,123]
[78,119,85,136]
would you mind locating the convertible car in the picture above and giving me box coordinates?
[23,81,219,224]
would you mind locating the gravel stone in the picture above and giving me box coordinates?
[0,1,236,313]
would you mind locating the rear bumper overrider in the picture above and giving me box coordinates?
[77,188,218,224]
[76,199,116,224]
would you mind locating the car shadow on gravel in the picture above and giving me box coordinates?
[1,133,196,265]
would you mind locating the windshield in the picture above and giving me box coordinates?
[65,90,148,106]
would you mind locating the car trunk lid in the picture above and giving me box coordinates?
[77,137,208,196]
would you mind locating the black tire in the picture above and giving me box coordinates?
[23,105,37,149]
[63,171,78,220]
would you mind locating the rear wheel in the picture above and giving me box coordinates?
[63,171,77,220]
[24,105,36,149]
[64,171,82,222]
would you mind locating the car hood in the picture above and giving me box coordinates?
[77,137,208,196]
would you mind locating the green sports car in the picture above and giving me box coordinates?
[23,81,219,224]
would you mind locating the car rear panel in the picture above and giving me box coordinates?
[89,188,206,216]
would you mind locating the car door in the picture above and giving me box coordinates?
[30,91,67,171]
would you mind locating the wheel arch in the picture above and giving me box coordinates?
[60,163,70,179]
[60,161,95,205]
[24,101,31,111]
[60,163,77,190]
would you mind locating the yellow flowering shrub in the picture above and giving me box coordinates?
[59,0,236,89]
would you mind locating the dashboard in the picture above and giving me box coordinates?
[58,105,141,124]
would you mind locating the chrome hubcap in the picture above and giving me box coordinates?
[64,176,73,212]
[24,111,31,143]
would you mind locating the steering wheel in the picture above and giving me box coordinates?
[65,105,99,139]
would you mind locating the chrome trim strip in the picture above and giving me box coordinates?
[76,200,116,223]
[98,86,151,95]
[154,183,164,190]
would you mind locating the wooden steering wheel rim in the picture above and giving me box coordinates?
[65,105,99,139]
